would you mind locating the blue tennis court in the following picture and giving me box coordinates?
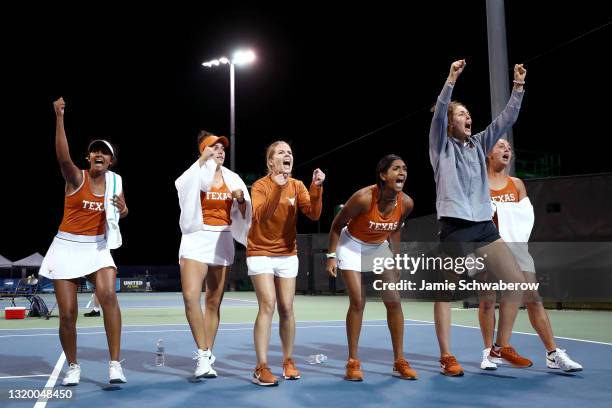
[1,309,610,408]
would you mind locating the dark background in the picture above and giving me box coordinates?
[2,3,611,264]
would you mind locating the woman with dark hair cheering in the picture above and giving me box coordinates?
[326,154,416,382]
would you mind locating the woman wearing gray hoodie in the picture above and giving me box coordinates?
[429,59,530,376]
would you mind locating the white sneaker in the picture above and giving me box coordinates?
[194,349,217,378]
[488,347,504,366]
[480,348,498,370]
[546,349,583,372]
[62,363,81,386]
[109,360,127,383]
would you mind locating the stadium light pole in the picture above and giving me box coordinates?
[202,49,256,172]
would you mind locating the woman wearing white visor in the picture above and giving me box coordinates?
[39,97,128,386]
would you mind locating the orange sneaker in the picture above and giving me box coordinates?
[282,358,301,380]
[439,355,464,377]
[490,345,532,368]
[393,357,418,380]
[252,363,278,386]
[344,358,364,381]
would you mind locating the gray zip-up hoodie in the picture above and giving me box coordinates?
[429,83,524,221]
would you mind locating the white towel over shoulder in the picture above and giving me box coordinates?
[104,170,123,249]
[175,159,252,247]
[494,197,535,272]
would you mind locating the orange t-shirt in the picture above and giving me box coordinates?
[490,177,520,227]
[347,185,403,244]
[490,177,520,204]
[247,175,323,256]
[201,182,233,226]
[58,171,106,236]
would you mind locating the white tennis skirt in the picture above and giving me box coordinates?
[467,242,535,277]
[506,242,536,273]
[179,226,235,266]
[336,227,393,273]
[39,232,116,280]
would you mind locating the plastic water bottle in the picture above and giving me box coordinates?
[155,339,165,367]
[306,354,327,364]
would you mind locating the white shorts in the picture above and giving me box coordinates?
[179,227,235,266]
[247,255,299,278]
[38,232,116,280]
[336,227,393,273]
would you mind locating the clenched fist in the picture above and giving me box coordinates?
[53,97,65,117]
[273,172,289,186]
[312,168,326,186]
[447,59,466,84]
[232,189,245,203]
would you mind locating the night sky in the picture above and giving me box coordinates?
[2,3,611,265]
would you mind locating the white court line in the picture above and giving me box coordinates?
[33,351,65,408]
[0,318,395,331]
[0,333,62,338]
[110,305,258,309]
[2,317,609,346]
[0,323,433,339]
[406,317,612,346]
[0,374,49,379]
[78,305,259,310]
[224,297,258,303]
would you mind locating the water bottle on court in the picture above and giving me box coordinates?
[155,339,165,367]
[306,354,327,364]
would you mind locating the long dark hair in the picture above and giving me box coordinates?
[376,154,403,191]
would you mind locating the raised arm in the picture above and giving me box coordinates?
[429,60,465,167]
[325,188,371,277]
[53,97,82,191]
[477,64,527,153]
[198,146,215,167]
[297,168,325,221]
[198,146,217,192]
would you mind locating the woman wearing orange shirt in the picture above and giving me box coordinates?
[247,141,325,386]
[39,97,128,386]
[326,154,416,381]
